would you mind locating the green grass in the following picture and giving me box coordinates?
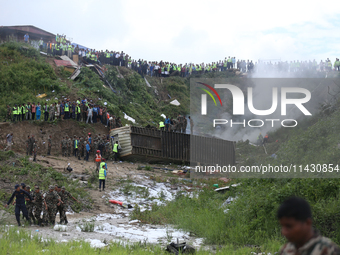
[129,178,340,246]
[0,226,283,254]
[0,151,91,213]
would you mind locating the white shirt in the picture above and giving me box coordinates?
[88,108,93,116]
[115,54,120,58]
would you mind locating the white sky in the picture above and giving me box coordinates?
[1,0,340,64]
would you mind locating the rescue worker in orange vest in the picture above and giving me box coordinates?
[263,134,269,145]
[95,150,102,173]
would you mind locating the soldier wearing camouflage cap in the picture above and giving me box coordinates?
[33,186,47,226]
[45,185,62,225]
[59,186,79,224]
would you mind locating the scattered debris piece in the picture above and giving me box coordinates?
[109,200,133,208]
[166,242,195,254]
[170,99,180,106]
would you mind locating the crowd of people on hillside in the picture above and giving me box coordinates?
[4,97,122,130]
[27,33,340,79]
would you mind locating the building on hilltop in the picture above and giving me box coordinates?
[0,25,56,45]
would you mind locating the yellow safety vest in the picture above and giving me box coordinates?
[75,140,78,149]
[159,121,165,128]
[99,168,105,180]
[113,144,118,153]
[64,104,69,112]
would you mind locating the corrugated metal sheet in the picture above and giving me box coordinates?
[110,126,235,165]
[54,59,72,67]
[60,55,78,67]
[110,126,132,157]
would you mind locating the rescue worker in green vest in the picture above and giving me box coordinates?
[227,57,232,69]
[177,65,181,75]
[74,137,79,158]
[55,43,60,56]
[76,104,81,121]
[335,58,340,71]
[98,159,107,192]
[13,104,18,122]
[22,103,27,121]
[159,120,165,131]
[327,60,332,71]
[67,44,72,58]
[91,53,96,63]
[105,50,110,65]
[64,102,69,119]
[113,141,120,162]
[17,104,22,122]
[223,58,227,71]
[128,57,132,68]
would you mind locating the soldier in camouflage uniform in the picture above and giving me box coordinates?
[59,186,79,224]
[79,136,84,157]
[25,186,36,224]
[45,185,62,225]
[47,135,52,155]
[104,139,110,158]
[32,141,37,162]
[278,197,340,255]
[33,186,46,226]
[49,103,55,121]
[67,137,72,157]
[55,186,63,222]
[26,135,30,155]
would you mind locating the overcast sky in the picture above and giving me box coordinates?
[1,0,340,64]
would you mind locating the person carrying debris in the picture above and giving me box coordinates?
[278,197,340,255]
[5,184,32,226]
[99,161,107,192]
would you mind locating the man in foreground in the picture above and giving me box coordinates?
[5,184,32,226]
[278,197,340,255]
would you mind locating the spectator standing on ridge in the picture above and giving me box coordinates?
[24,33,29,43]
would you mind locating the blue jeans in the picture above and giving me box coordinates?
[85,151,89,161]
[99,179,105,189]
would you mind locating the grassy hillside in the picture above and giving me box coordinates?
[0,42,192,126]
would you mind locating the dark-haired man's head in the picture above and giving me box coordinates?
[277,197,313,248]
